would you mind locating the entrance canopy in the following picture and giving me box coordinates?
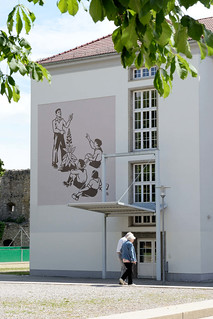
[68,201,155,216]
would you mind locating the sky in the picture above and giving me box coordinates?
[1,1,213,170]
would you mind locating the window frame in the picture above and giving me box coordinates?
[133,89,158,151]
[133,163,156,204]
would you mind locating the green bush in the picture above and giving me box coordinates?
[0,222,5,240]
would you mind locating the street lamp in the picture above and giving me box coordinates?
[156,185,169,283]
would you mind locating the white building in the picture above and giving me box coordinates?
[30,17,213,281]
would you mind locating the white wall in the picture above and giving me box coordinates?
[199,56,213,275]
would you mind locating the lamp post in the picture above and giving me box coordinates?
[160,186,166,283]
[156,185,169,283]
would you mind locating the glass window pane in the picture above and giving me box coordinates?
[134,92,141,109]
[142,68,149,77]
[143,131,149,149]
[152,185,155,202]
[151,110,157,128]
[152,164,155,181]
[134,164,142,182]
[135,112,141,129]
[144,216,150,223]
[151,90,157,107]
[134,69,141,79]
[135,216,142,223]
[140,241,152,263]
[135,185,142,202]
[151,67,157,76]
[143,91,150,108]
[143,185,150,202]
[143,111,149,128]
[143,165,150,182]
[151,131,157,148]
[135,132,141,149]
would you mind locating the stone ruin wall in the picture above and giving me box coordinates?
[0,170,30,246]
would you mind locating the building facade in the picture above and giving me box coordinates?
[31,18,213,281]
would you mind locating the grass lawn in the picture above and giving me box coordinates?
[0,262,30,275]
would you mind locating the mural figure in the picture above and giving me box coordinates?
[72,170,102,201]
[61,128,77,172]
[84,133,103,168]
[52,108,73,169]
[63,159,87,189]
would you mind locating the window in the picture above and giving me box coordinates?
[133,215,156,225]
[133,89,157,150]
[133,163,155,203]
[133,66,157,79]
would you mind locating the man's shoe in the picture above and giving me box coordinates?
[128,283,136,286]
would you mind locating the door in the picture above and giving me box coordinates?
[137,239,156,278]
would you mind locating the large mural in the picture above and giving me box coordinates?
[38,96,115,206]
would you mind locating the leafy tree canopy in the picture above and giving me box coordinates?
[1,0,213,101]
[0,159,5,177]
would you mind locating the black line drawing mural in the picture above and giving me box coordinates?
[52,108,73,170]
[52,108,109,201]
[84,133,103,168]
[61,128,77,172]
[72,170,102,201]
[63,159,87,189]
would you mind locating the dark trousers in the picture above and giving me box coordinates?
[121,263,133,285]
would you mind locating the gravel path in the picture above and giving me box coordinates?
[0,278,213,319]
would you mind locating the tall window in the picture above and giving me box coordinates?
[133,89,157,150]
[133,163,155,203]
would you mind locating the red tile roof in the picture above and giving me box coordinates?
[39,17,213,65]
[39,34,115,65]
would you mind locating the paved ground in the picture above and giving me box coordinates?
[0,273,213,318]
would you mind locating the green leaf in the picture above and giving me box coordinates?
[121,16,138,50]
[112,28,123,52]
[16,8,23,35]
[12,85,20,102]
[154,70,163,96]
[204,28,213,48]
[197,41,207,60]
[21,8,31,34]
[9,58,19,73]
[175,56,188,80]
[102,0,117,20]
[36,64,51,83]
[135,50,144,69]
[174,25,192,58]
[178,0,198,9]
[7,7,16,34]
[89,0,105,22]
[8,76,15,86]
[157,20,172,47]
[121,47,135,67]
[57,0,68,13]
[67,0,79,16]
[181,16,203,41]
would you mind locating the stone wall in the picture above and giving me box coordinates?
[0,170,30,246]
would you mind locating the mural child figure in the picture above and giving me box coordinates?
[72,170,102,201]
[63,159,87,189]
[84,133,103,168]
[52,109,73,169]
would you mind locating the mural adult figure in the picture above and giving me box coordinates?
[84,133,103,168]
[63,159,87,189]
[52,108,73,169]
[72,170,101,201]
[116,232,133,283]
[119,233,137,286]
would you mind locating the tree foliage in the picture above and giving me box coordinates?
[0,159,5,177]
[1,0,213,101]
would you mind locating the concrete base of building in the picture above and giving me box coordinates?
[30,269,120,279]
[167,272,213,282]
